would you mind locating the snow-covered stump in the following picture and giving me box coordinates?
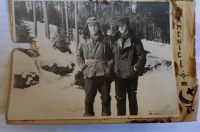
[33,46,76,83]
[40,62,75,75]
[36,59,75,83]
[12,49,40,89]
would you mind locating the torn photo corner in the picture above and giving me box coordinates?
[6,0,197,124]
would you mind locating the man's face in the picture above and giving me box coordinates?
[118,23,127,34]
[88,22,99,35]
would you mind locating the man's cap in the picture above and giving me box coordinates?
[116,17,130,26]
[86,17,98,23]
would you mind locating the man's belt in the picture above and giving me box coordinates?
[85,59,107,63]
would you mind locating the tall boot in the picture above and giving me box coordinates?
[84,104,95,116]
[102,105,111,116]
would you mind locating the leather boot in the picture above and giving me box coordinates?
[101,105,111,116]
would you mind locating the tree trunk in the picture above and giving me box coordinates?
[167,23,170,44]
[64,1,70,43]
[120,2,125,14]
[70,1,73,41]
[96,2,99,20]
[29,1,32,21]
[39,1,43,22]
[123,2,125,14]
[146,20,149,40]
[139,21,141,38]
[108,2,114,36]
[60,1,65,32]
[27,1,29,14]
[130,2,133,13]
[162,31,164,43]
[111,2,114,16]
[149,24,152,41]
[75,1,79,52]
[99,4,101,19]
[33,1,37,36]
[155,26,156,41]
[42,1,50,39]
[88,2,91,17]
[23,1,27,18]
[43,2,47,37]
[153,23,155,41]
[141,21,143,39]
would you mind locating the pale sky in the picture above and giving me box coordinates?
[196,1,200,24]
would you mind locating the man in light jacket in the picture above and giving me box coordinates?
[76,17,113,116]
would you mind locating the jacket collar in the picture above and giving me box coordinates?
[116,38,132,50]
[87,34,103,45]
[84,37,96,46]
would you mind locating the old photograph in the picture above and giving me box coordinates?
[7,0,180,120]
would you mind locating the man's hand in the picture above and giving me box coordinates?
[108,60,114,67]
[78,64,87,72]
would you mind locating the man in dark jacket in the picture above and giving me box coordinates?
[113,17,146,116]
[76,17,113,116]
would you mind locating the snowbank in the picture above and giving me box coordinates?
[13,49,40,76]
[142,40,173,61]
[12,49,40,88]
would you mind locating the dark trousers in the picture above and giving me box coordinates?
[115,76,138,116]
[84,76,111,116]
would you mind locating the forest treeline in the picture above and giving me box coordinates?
[14,1,170,45]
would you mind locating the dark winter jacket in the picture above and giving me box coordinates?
[113,29,146,79]
[76,32,113,78]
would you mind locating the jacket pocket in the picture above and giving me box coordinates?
[118,60,138,78]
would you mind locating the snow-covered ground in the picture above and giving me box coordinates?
[142,39,173,61]
[7,21,179,120]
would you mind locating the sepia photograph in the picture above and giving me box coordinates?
[7,0,180,121]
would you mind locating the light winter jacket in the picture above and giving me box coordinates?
[76,32,113,78]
